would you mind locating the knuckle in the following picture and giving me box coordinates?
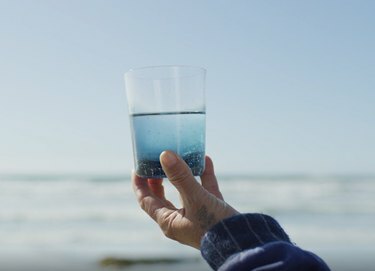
[163,228,175,239]
[169,168,192,185]
[159,212,177,240]
[139,197,147,211]
[139,196,154,216]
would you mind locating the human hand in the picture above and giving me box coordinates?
[132,151,239,249]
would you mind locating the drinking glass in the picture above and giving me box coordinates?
[125,65,206,178]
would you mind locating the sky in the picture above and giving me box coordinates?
[0,0,374,175]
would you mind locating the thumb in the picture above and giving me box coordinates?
[160,151,202,202]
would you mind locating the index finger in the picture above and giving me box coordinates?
[131,172,172,222]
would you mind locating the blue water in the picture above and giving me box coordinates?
[130,111,205,178]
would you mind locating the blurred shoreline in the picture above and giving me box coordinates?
[0,249,374,271]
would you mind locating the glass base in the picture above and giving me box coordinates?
[135,151,205,178]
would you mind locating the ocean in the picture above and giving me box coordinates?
[0,174,374,271]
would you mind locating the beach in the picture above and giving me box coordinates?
[0,174,374,270]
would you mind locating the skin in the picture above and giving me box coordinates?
[132,150,239,249]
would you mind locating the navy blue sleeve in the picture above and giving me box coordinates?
[200,213,330,271]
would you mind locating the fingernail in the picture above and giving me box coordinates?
[160,151,177,167]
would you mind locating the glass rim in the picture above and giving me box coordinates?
[124,65,206,77]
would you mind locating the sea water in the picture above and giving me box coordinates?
[0,174,375,270]
[130,111,205,178]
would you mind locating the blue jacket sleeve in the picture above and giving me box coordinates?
[200,213,330,271]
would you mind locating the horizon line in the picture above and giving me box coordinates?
[1,171,374,178]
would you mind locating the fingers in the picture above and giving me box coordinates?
[147,178,165,200]
[200,156,224,200]
[160,151,202,204]
[147,178,176,209]
[131,172,171,222]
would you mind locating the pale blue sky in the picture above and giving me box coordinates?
[0,0,374,174]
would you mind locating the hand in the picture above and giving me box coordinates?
[132,151,239,249]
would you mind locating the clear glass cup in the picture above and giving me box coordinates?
[125,65,206,178]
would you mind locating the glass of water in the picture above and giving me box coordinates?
[125,65,206,178]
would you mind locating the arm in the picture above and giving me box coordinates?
[201,213,330,271]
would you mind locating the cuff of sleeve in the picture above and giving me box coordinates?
[200,213,291,270]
